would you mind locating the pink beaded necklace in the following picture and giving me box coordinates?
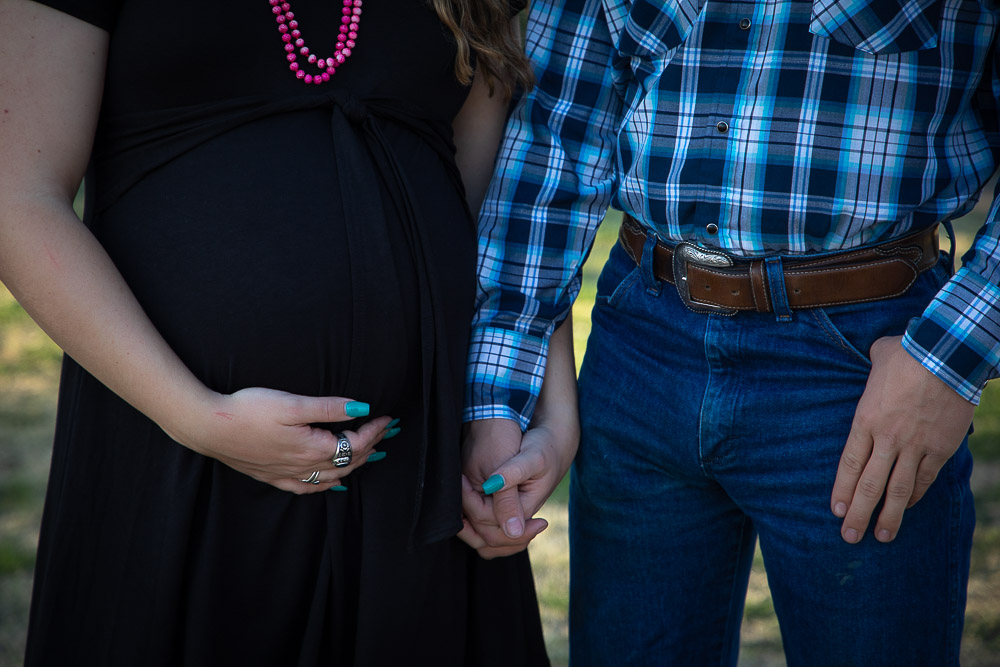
[270,0,363,85]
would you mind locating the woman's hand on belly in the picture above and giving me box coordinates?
[164,388,395,493]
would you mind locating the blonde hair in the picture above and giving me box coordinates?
[429,0,534,97]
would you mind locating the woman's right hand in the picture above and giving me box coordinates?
[166,389,395,494]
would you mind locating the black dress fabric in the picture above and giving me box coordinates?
[24,1,547,665]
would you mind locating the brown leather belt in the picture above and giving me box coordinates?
[619,214,939,314]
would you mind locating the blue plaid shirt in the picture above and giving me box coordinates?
[466,0,1000,428]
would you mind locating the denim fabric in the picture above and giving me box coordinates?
[570,241,975,666]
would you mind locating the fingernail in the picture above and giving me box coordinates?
[329,485,348,492]
[386,417,400,429]
[504,517,524,539]
[345,401,369,418]
[482,474,505,495]
[877,529,891,542]
[382,427,401,440]
[367,451,387,463]
[834,502,847,518]
[845,528,859,543]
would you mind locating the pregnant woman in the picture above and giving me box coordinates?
[0,0,551,664]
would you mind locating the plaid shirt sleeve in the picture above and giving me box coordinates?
[463,0,623,428]
[903,187,1000,405]
[902,53,1000,406]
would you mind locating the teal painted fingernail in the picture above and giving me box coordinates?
[367,451,387,463]
[383,427,401,440]
[386,418,400,429]
[482,474,505,495]
[345,401,369,418]
[329,485,348,492]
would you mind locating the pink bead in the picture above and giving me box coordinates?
[272,0,361,85]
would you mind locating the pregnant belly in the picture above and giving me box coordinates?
[91,113,474,411]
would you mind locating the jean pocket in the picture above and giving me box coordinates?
[595,243,644,310]
[808,256,951,367]
[809,0,942,54]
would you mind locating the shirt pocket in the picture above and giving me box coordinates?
[605,0,706,83]
[808,0,942,54]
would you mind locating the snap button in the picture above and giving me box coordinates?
[716,121,729,133]
[706,223,719,235]
[739,18,751,30]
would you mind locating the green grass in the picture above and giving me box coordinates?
[1,202,999,665]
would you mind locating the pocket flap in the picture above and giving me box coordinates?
[809,0,941,54]
[609,0,706,60]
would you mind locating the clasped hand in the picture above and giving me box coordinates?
[831,335,975,543]
[458,416,578,559]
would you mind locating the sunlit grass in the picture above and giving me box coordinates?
[1,200,999,664]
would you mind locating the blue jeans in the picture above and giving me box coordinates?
[570,238,975,666]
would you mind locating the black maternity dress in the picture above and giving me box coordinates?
[23,1,548,665]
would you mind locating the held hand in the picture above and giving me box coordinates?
[166,388,395,494]
[831,335,975,543]
[458,416,578,559]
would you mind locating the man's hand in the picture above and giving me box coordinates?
[831,335,975,543]
[458,416,578,559]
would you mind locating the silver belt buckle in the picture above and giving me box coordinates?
[671,242,739,315]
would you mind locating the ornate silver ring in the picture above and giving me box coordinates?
[332,432,352,468]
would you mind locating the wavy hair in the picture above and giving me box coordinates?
[429,0,534,97]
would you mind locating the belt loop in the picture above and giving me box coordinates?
[764,256,793,322]
[640,231,663,296]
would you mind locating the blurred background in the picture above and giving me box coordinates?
[1,193,998,665]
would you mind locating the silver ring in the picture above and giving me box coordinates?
[300,470,321,485]
[332,432,352,468]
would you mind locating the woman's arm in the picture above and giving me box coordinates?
[451,18,520,216]
[459,315,580,558]
[0,0,389,492]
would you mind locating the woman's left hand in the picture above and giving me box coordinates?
[458,413,578,560]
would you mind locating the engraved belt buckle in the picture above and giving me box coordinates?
[671,242,739,316]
